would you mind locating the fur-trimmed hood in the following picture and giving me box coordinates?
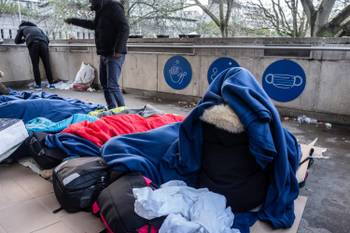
[200,104,245,133]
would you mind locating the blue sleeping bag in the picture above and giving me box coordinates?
[101,67,301,233]
[0,90,104,123]
[45,133,100,157]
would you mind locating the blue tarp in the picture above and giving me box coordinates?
[26,114,98,133]
[0,90,104,123]
[101,67,301,233]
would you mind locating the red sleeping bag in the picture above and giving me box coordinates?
[63,114,184,147]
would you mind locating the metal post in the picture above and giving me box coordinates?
[17,1,22,23]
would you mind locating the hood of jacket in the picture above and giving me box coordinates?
[19,21,37,28]
[91,0,116,11]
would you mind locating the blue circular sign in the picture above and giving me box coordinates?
[207,57,240,84]
[163,56,192,90]
[262,59,306,102]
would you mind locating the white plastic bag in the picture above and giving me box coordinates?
[73,62,95,85]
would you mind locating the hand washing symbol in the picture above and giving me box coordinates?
[265,73,303,89]
[169,60,187,85]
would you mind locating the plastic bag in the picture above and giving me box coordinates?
[73,62,95,85]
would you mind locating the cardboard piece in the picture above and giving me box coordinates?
[297,143,313,183]
[250,196,308,233]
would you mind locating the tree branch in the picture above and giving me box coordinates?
[328,4,350,26]
[194,0,221,27]
[300,0,315,19]
[339,20,350,36]
[225,0,234,29]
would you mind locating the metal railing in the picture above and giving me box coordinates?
[0,28,94,40]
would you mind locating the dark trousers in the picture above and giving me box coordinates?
[28,41,53,86]
[100,55,126,109]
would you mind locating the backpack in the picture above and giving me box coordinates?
[53,157,110,213]
[27,132,67,169]
[92,173,164,233]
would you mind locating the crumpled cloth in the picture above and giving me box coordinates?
[133,180,240,233]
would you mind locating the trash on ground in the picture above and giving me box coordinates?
[54,81,73,90]
[297,115,318,124]
[324,123,332,129]
[309,138,330,159]
[178,101,197,108]
[18,157,53,180]
[297,115,333,129]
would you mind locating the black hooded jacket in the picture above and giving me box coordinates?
[15,21,49,47]
[69,0,129,56]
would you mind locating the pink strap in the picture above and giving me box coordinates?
[138,225,158,233]
[143,176,152,186]
[92,202,100,215]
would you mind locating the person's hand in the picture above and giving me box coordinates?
[64,18,74,24]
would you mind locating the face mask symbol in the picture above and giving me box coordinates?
[265,73,303,89]
[168,60,187,85]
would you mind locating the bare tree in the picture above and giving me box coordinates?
[248,0,308,37]
[0,0,39,16]
[192,0,236,37]
[119,0,196,25]
[41,0,195,36]
[301,0,350,36]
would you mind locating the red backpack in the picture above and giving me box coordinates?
[93,173,164,233]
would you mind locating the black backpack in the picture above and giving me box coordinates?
[92,173,164,233]
[27,132,67,169]
[53,157,110,213]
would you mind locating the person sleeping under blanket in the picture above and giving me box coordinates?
[199,104,269,212]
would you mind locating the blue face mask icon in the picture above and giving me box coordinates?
[262,59,306,102]
[265,73,303,89]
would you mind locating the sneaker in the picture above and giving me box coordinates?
[48,84,55,89]
[34,84,42,91]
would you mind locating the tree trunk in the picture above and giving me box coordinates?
[314,0,336,36]
[220,25,225,37]
[291,0,298,37]
[120,0,130,17]
[300,0,349,37]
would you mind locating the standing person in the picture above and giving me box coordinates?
[15,21,55,90]
[65,0,129,109]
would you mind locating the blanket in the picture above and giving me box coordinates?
[62,114,184,147]
[101,67,301,233]
[45,114,184,157]
[45,133,101,157]
[26,114,98,133]
[0,90,104,123]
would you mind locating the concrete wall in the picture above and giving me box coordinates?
[1,38,350,123]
